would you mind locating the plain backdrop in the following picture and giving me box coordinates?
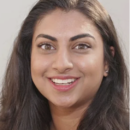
[0,0,129,91]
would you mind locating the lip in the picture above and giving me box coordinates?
[48,76,80,92]
[48,76,80,79]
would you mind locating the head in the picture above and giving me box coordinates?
[0,0,128,130]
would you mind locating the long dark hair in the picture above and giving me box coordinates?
[0,0,129,130]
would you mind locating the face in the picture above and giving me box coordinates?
[31,9,108,108]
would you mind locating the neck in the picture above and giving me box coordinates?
[49,102,90,130]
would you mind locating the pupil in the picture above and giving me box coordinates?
[79,45,85,49]
[46,45,51,49]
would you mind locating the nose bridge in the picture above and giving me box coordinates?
[52,47,73,72]
[58,47,69,61]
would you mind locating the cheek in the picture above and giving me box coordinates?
[75,55,104,100]
[30,54,54,97]
[31,54,51,79]
[75,54,104,75]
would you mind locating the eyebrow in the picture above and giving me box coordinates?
[35,33,95,42]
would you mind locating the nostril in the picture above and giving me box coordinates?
[52,61,73,73]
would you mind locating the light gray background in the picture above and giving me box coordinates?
[0,0,129,91]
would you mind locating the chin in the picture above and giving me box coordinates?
[50,98,77,108]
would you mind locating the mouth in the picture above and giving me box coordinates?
[48,76,80,91]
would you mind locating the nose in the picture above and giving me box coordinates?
[52,49,73,73]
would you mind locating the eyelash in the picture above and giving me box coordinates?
[37,43,91,50]
[38,43,54,50]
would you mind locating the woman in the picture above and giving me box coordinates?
[0,0,129,130]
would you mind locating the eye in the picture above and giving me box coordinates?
[38,43,55,50]
[74,44,90,50]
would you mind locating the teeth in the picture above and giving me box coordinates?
[55,83,71,85]
[51,78,76,84]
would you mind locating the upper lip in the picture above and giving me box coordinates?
[48,76,80,80]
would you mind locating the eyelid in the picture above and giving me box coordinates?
[73,43,91,49]
[37,42,55,50]
[37,42,91,50]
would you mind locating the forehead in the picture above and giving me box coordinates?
[33,9,101,41]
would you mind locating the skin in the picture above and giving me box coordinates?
[31,9,109,130]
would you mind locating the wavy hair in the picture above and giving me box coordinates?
[0,0,129,130]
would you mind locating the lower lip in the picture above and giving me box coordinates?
[48,78,80,92]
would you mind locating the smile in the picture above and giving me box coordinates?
[51,78,77,85]
[48,76,80,91]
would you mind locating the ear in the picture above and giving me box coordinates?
[103,61,109,77]
[103,46,115,77]
[110,46,115,57]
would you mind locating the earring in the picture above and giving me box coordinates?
[105,70,109,73]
